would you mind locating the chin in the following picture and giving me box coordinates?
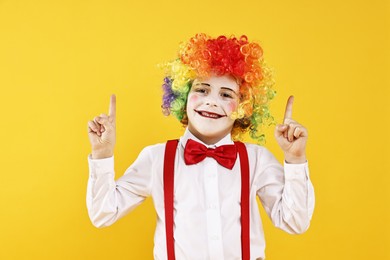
[188,123,233,144]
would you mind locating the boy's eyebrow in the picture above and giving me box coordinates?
[193,82,211,87]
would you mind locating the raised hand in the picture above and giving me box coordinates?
[88,95,116,159]
[274,96,308,164]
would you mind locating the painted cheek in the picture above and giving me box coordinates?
[188,94,198,105]
[227,101,238,113]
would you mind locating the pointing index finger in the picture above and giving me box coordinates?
[109,94,116,118]
[283,95,294,123]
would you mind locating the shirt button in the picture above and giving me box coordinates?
[211,235,219,240]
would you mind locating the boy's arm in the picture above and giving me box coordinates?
[86,95,153,227]
[255,148,315,234]
[86,146,154,228]
[255,95,314,233]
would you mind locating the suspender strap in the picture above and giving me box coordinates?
[235,141,250,260]
[163,140,250,260]
[163,139,178,260]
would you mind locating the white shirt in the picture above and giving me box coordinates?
[87,129,315,260]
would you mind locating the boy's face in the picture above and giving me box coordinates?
[186,74,240,144]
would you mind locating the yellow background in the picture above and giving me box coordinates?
[0,0,388,259]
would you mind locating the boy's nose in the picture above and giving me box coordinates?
[205,96,218,107]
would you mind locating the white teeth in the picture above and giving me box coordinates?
[199,111,220,118]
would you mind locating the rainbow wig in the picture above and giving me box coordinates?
[161,33,276,143]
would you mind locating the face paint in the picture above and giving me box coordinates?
[186,74,240,144]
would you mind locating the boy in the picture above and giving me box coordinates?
[87,34,315,260]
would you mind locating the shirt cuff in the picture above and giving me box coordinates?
[284,161,309,181]
[88,155,115,177]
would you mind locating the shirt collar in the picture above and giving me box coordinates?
[180,128,234,149]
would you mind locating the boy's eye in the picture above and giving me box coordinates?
[195,88,207,93]
[221,92,233,98]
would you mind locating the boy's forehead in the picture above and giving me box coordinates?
[193,74,239,91]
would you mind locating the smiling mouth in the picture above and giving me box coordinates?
[195,110,225,119]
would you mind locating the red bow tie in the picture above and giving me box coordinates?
[184,139,237,169]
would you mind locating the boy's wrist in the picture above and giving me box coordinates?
[284,154,307,164]
[91,148,114,159]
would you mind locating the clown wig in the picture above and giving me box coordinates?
[160,33,276,143]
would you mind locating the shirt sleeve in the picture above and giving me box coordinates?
[254,147,315,234]
[86,146,154,228]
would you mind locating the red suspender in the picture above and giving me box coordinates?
[164,139,178,260]
[163,140,250,260]
[235,141,250,260]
